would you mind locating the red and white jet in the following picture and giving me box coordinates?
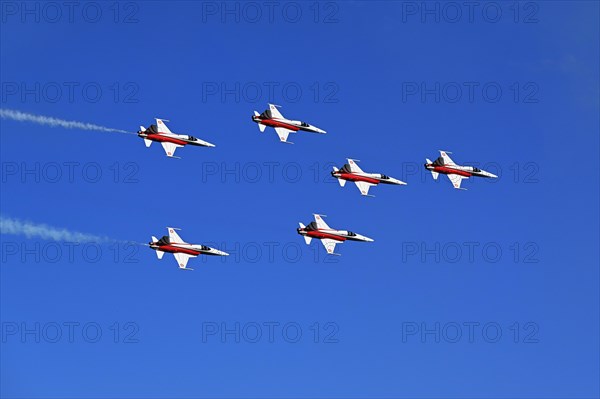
[332,158,407,196]
[297,214,373,255]
[425,151,498,190]
[252,104,326,144]
[138,118,215,158]
[148,227,228,270]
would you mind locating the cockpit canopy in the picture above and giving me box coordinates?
[380,175,389,179]
[200,245,211,251]
[188,135,197,141]
[473,167,481,172]
[347,231,356,237]
[300,121,310,127]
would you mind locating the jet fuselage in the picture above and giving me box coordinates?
[424,163,497,179]
[251,115,326,134]
[138,131,215,147]
[149,241,228,257]
[331,170,405,185]
[296,227,373,243]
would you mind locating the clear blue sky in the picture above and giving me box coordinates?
[1,1,598,398]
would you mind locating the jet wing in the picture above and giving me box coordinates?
[347,159,364,173]
[161,142,184,158]
[156,119,173,134]
[268,104,285,119]
[167,227,185,244]
[321,238,342,255]
[447,174,467,189]
[173,252,194,269]
[313,214,331,230]
[355,181,375,196]
[274,127,294,143]
[439,151,456,165]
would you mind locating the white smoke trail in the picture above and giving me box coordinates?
[0,108,130,134]
[0,216,117,243]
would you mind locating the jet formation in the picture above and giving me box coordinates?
[130,105,499,264]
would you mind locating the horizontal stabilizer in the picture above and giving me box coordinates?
[333,167,347,187]
[254,112,266,132]
[299,223,312,245]
[426,159,439,180]
[144,139,152,147]
[156,250,165,260]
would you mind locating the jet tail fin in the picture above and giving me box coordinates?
[426,159,439,180]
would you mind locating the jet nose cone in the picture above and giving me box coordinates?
[357,234,374,242]
[218,250,229,256]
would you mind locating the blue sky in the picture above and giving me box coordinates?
[1,1,598,398]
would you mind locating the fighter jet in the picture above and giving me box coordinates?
[332,158,407,196]
[148,227,228,270]
[137,118,215,158]
[252,104,326,144]
[297,214,373,255]
[424,151,498,190]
